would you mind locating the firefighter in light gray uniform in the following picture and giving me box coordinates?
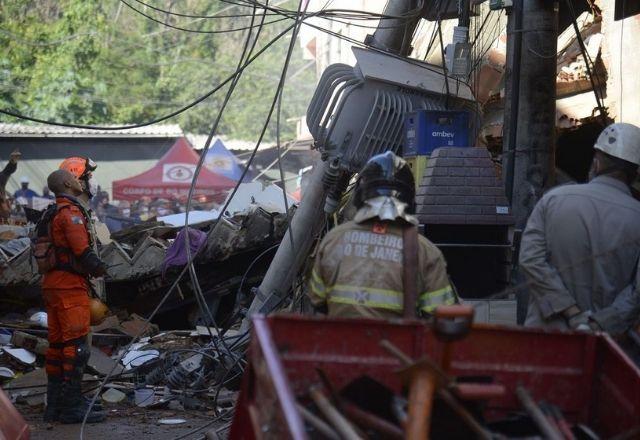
[520,123,640,334]
[309,151,457,319]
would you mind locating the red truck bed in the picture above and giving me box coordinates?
[230,314,640,439]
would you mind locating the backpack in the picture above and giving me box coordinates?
[31,203,86,275]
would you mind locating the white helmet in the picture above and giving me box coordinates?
[594,123,640,166]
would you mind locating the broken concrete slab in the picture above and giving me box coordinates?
[119,314,159,339]
[4,368,46,390]
[10,331,48,355]
[88,346,124,377]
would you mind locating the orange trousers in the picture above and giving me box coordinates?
[43,288,90,379]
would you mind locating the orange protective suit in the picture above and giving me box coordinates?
[42,196,93,379]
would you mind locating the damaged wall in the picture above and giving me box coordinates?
[599,0,640,125]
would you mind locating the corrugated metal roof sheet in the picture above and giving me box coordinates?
[0,123,183,138]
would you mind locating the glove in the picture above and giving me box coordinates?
[78,248,107,277]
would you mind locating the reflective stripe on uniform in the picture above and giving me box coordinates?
[327,284,403,311]
[310,269,327,298]
[419,285,456,313]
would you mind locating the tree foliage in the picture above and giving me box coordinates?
[0,0,316,140]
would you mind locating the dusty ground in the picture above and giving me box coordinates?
[21,404,227,440]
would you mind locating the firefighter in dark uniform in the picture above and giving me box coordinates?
[41,169,107,423]
[309,151,457,319]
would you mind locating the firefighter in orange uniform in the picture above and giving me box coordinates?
[41,169,106,424]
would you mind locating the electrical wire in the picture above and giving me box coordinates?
[78,17,299,438]
[178,0,315,401]
[182,0,266,365]
[129,0,418,30]
[129,0,280,19]
[120,0,289,34]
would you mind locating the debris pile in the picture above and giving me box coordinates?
[0,202,292,324]
[1,311,241,432]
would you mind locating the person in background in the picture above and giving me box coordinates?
[308,151,457,319]
[0,149,20,219]
[520,123,640,335]
[42,186,55,200]
[93,192,112,222]
[14,175,39,200]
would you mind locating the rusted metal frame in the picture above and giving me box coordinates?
[581,334,597,424]
[253,317,308,440]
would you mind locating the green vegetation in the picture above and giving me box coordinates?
[0,0,316,140]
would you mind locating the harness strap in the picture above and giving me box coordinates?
[402,225,419,318]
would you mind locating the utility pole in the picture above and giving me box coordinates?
[502,0,558,324]
[502,0,523,204]
[364,0,422,55]
[241,0,422,332]
[506,0,558,229]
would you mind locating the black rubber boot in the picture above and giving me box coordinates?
[59,338,106,424]
[43,376,63,422]
[84,395,103,412]
[59,378,106,424]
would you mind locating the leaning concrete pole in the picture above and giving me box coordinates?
[241,0,422,331]
[365,0,422,55]
[510,0,558,229]
[241,158,328,330]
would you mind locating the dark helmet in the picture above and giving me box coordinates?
[353,151,415,212]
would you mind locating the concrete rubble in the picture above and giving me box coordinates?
[0,200,287,436]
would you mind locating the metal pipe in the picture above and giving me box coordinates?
[437,388,492,440]
[379,339,492,440]
[516,385,563,440]
[309,386,363,440]
[342,402,404,439]
[296,403,340,440]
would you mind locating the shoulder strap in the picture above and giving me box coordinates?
[402,225,419,319]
